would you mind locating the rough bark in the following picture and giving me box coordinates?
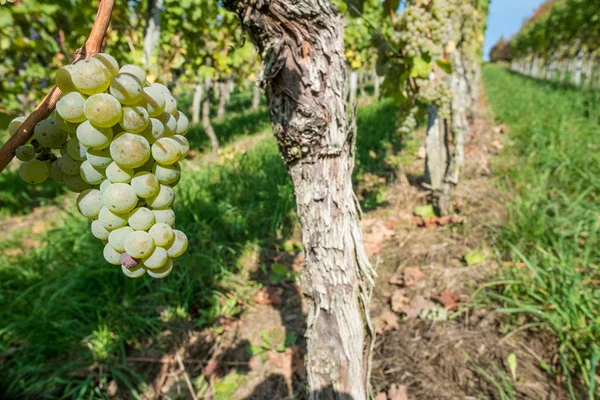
[216,81,229,118]
[349,69,358,105]
[224,0,376,398]
[251,83,261,110]
[143,0,163,70]
[574,50,584,86]
[192,82,203,125]
[359,71,367,98]
[373,69,380,98]
[424,104,450,216]
[202,79,219,158]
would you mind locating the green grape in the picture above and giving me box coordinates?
[167,230,188,258]
[91,219,110,241]
[110,132,151,168]
[80,160,105,185]
[130,171,159,198]
[49,159,64,183]
[34,119,68,148]
[150,82,170,96]
[174,111,189,136]
[8,116,26,136]
[152,208,175,227]
[119,106,149,133]
[71,58,111,95]
[99,179,111,194]
[98,206,128,230]
[63,174,93,193]
[103,243,122,265]
[153,162,180,185]
[56,115,80,135]
[119,64,146,84]
[149,223,175,247]
[92,53,119,76]
[164,94,177,115]
[110,72,143,105]
[151,137,181,165]
[140,118,166,144]
[58,153,81,176]
[83,93,123,127]
[86,147,113,169]
[56,92,87,123]
[142,86,166,116]
[19,160,49,184]
[103,183,138,213]
[55,65,77,92]
[76,121,113,150]
[76,189,104,218]
[171,135,190,159]
[121,264,146,278]
[65,138,88,161]
[157,111,176,136]
[108,226,133,252]
[15,145,35,162]
[142,246,168,270]
[106,161,134,183]
[146,184,174,209]
[128,207,156,230]
[146,258,173,279]
[124,230,155,258]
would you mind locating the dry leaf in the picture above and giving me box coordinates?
[434,290,467,311]
[251,286,283,306]
[374,392,388,400]
[374,310,400,334]
[388,384,409,400]
[404,266,425,287]
[390,289,410,313]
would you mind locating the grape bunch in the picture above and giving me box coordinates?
[8,53,190,279]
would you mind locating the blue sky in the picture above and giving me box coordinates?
[483,0,546,60]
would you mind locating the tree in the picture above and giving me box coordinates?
[489,36,511,63]
[224,0,376,398]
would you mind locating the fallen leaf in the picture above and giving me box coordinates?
[388,383,409,400]
[373,310,400,334]
[390,289,410,313]
[404,266,425,287]
[384,219,397,230]
[411,214,466,228]
[435,289,463,311]
[413,204,436,218]
[464,250,486,266]
[251,286,283,306]
[374,392,388,400]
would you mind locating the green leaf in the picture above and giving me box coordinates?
[213,372,243,400]
[0,9,14,29]
[247,344,265,355]
[410,57,433,78]
[464,250,486,266]
[271,263,288,276]
[413,205,435,218]
[436,60,453,74]
[507,353,518,380]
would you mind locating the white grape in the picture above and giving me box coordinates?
[119,64,146,84]
[34,119,68,148]
[58,153,81,176]
[157,111,176,136]
[140,118,166,144]
[110,72,144,105]
[103,242,122,265]
[130,171,159,198]
[86,147,113,169]
[76,121,113,150]
[149,223,175,247]
[119,106,149,133]
[110,132,151,168]
[142,246,168,270]
[63,174,93,193]
[153,162,180,185]
[98,206,128,230]
[121,264,146,278]
[99,179,111,194]
[92,53,119,76]
[91,219,110,241]
[146,257,173,279]
[171,135,190,159]
[15,145,35,162]
[152,208,175,227]
[55,65,77,92]
[105,161,134,183]
[80,160,105,185]
[108,226,134,252]
[76,189,104,218]
[49,159,64,182]
[128,207,156,231]
[164,94,177,115]
[103,182,138,213]
[146,184,174,209]
[167,230,188,258]
[83,93,123,127]
[65,138,88,161]
[142,86,166,116]
[56,92,87,123]
[151,137,181,165]
[56,115,79,135]
[19,160,49,184]
[124,230,155,258]
[71,58,111,95]
[174,111,189,136]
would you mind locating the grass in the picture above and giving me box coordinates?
[482,64,600,397]
[0,97,398,399]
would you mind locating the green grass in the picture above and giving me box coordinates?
[0,99,398,399]
[482,65,600,397]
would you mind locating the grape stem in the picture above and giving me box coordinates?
[0,0,115,173]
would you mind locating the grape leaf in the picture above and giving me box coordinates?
[410,57,433,78]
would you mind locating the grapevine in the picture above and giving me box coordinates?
[8,54,190,279]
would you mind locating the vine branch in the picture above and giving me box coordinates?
[0,0,115,173]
